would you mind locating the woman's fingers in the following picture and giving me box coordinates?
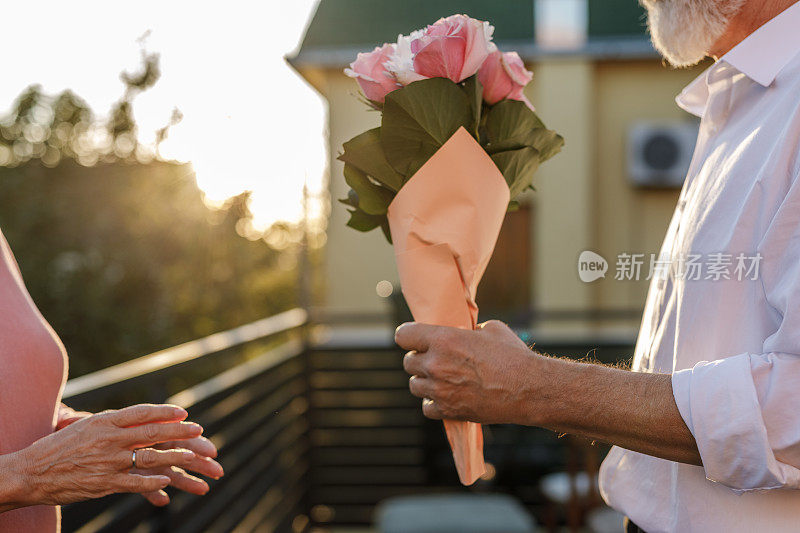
[141,489,170,507]
[113,473,171,494]
[135,466,211,499]
[163,466,210,495]
[150,440,223,479]
[156,436,218,458]
[129,448,196,471]
[184,454,224,479]
[120,421,203,448]
[103,404,188,428]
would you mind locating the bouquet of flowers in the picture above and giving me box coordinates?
[339,14,563,485]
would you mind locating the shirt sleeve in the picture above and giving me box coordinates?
[671,168,800,492]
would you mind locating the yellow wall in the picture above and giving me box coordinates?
[322,72,399,316]
[526,58,594,314]
[302,58,706,332]
[591,61,703,312]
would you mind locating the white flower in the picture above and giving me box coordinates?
[483,21,498,54]
[385,30,428,85]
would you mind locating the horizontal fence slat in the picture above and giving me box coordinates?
[174,417,309,532]
[311,370,410,390]
[64,308,306,399]
[70,494,149,533]
[311,428,425,447]
[312,408,422,428]
[187,364,305,439]
[314,446,423,466]
[168,340,303,408]
[231,458,308,533]
[310,351,402,370]
[311,390,418,408]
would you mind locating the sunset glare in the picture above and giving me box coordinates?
[0,0,327,230]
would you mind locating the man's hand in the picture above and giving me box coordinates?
[395,320,539,425]
[397,321,702,466]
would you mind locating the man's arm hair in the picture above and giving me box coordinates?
[528,355,702,466]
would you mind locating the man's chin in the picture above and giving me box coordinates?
[643,0,744,68]
[654,43,709,68]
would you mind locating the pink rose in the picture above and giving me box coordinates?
[478,50,534,110]
[345,44,401,103]
[409,15,495,83]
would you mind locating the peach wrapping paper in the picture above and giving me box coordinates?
[387,126,510,485]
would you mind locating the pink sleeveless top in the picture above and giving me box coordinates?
[0,229,68,531]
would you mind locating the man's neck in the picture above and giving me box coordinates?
[710,0,799,59]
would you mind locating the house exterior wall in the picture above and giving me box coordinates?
[324,72,398,317]
[591,61,703,315]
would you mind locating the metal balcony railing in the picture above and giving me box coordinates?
[62,308,311,533]
[61,308,635,533]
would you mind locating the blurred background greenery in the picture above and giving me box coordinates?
[0,52,320,377]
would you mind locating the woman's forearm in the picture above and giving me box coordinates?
[0,451,31,513]
[1,403,92,513]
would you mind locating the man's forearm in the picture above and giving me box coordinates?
[526,356,702,466]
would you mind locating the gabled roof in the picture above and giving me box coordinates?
[288,0,655,68]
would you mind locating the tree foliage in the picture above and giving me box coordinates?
[0,53,312,377]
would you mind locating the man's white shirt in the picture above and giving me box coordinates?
[599,3,800,532]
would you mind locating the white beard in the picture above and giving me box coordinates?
[641,0,746,67]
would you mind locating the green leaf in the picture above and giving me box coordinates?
[338,189,359,208]
[526,128,565,163]
[461,75,483,140]
[345,207,384,232]
[483,137,529,155]
[485,99,545,140]
[381,77,472,176]
[339,128,404,192]
[343,164,393,215]
[491,146,541,198]
[484,100,564,163]
[343,206,392,243]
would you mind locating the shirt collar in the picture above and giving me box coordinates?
[676,1,800,116]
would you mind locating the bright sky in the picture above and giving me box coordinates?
[0,1,326,230]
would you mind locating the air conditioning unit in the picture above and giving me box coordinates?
[627,121,698,188]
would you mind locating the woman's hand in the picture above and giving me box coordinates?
[55,403,92,430]
[3,404,206,508]
[136,436,224,506]
[54,403,224,507]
